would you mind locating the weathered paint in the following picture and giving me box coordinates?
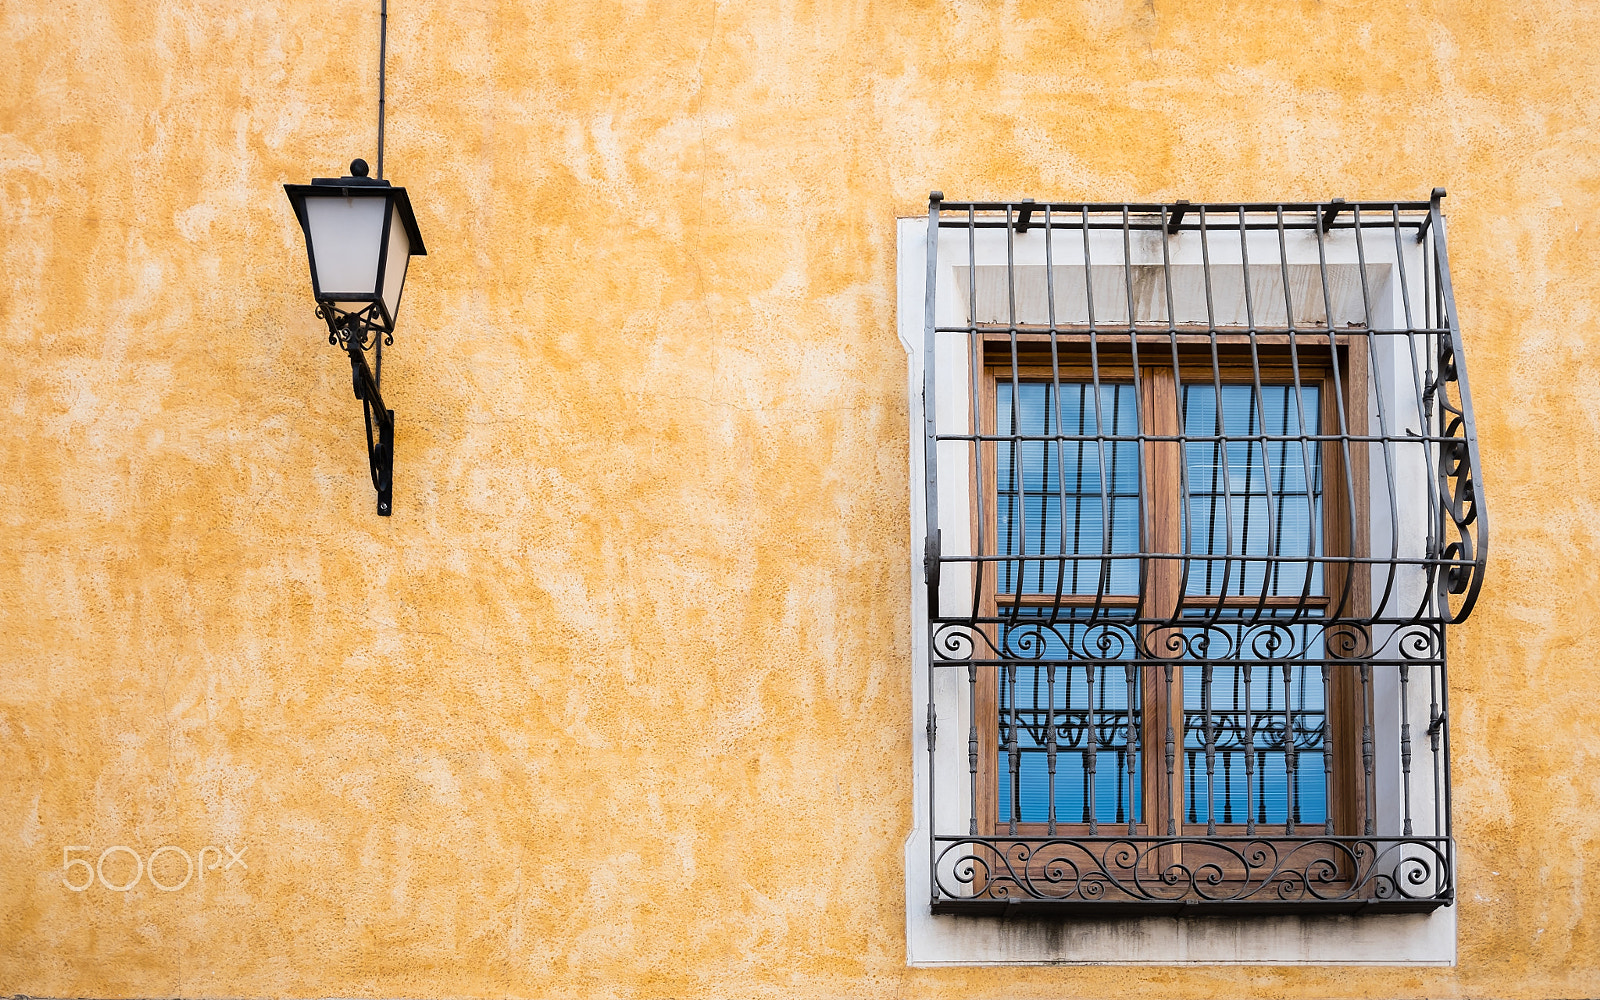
[1,0,1596,995]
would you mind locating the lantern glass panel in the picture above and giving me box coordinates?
[380,203,411,324]
[305,195,387,300]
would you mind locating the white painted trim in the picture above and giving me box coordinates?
[897,215,1456,966]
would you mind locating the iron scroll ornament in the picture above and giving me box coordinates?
[1424,191,1487,622]
[932,835,1450,910]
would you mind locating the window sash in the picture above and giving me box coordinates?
[977,366,1355,840]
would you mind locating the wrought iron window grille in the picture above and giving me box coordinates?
[918,190,1486,914]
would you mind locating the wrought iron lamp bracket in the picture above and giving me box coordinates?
[318,306,395,516]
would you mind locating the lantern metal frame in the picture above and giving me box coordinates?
[284,159,426,516]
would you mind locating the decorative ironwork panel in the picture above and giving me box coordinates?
[920,193,1484,913]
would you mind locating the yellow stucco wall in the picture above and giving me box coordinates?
[2,0,1597,995]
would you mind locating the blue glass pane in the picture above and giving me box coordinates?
[1179,614,1328,827]
[1181,384,1322,597]
[996,382,1141,595]
[994,611,1142,825]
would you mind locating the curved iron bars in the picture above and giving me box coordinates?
[1428,195,1487,619]
[920,192,1485,912]
[317,303,394,516]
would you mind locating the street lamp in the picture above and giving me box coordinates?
[284,158,426,515]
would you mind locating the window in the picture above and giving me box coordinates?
[982,366,1349,844]
[913,195,1487,921]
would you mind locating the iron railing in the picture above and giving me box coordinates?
[920,192,1485,913]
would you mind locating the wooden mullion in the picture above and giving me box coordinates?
[1142,364,1183,846]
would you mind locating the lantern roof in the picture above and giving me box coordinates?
[284,168,427,258]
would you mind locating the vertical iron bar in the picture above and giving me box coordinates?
[1446,652,1459,896]
[968,663,979,837]
[1007,662,1020,835]
[1201,207,1242,838]
[1086,663,1098,834]
[1432,220,1448,615]
[1257,749,1268,826]
[1361,662,1375,835]
[1236,209,1279,624]
[1198,207,1239,616]
[1070,667,1087,823]
[1286,665,1299,825]
[1127,661,1138,833]
[1187,749,1198,824]
[1274,208,1320,619]
[927,695,937,904]
[1046,205,1073,620]
[1424,199,1437,620]
[1351,206,1404,619]
[1161,205,1194,609]
[1005,204,1027,625]
[1202,663,1216,834]
[1126,211,1152,630]
[1161,204,1192,850]
[1263,663,1275,825]
[1441,639,1455,892]
[1393,205,1442,626]
[967,209,985,623]
[1244,662,1256,835]
[1046,662,1058,835]
[1072,386,1090,595]
[1121,208,1151,619]
[1002,206,1024,844]
[1283,660,1297,834]
[1040,206,1065,838]
[1115,746,1126,824]
[1165,661,1176,835]
[1322,661,1334,834]
[1442,677,1454,895]
[922,195,942,619]
[1113,208,1147,840]
[1400,662,1414,836]
[1440,636,1452,838]
[923,197,941,904]
[1081,209,1114,619]
[1222,735,1233,824]
[921,198,942,901]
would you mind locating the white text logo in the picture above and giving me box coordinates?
[61,844,247,892]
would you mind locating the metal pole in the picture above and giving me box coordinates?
[376,0,387,181]
[375,0,388,384]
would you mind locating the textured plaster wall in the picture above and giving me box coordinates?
[1,0,1597,996]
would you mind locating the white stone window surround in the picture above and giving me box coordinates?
[896,213,1455,966]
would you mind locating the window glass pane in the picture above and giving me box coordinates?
[996,381,1141,595]
[995,610,1141,826]
[1180,383,1323,597]
[1180,614,1328,827]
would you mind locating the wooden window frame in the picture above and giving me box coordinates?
[974,336,1371,850]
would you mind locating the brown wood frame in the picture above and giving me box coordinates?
[973,339,1370,854]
